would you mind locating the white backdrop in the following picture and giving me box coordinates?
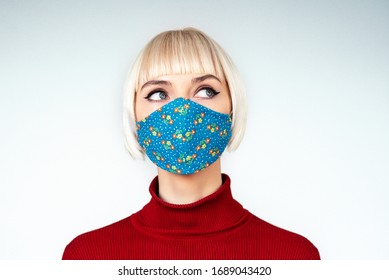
[0,0,388,259]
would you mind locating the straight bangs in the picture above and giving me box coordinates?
[135,30,226,92]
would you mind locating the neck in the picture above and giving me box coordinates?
[157,159,223,204]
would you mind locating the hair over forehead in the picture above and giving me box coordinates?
[136,28,226,91]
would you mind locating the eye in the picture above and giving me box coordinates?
[145,91,168,101]
[195,87,220,98]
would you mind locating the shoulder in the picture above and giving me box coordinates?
[246,213,320,260]
[62,215,134,260]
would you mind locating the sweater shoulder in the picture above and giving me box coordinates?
[246,212,320,260]
[62,215,133,260]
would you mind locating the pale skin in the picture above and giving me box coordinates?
[135,73,232,204]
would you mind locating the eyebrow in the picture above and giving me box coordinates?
[192,74,221,84]
[140,74,221,91]
[140,80,172,90]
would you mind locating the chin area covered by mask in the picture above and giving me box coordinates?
[136,98,232,175]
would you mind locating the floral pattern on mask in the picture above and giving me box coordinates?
[136,98,232,175]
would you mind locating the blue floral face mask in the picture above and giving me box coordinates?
[136,98,232,175]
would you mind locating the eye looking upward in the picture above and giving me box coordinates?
[194,87,220,99]
[145,90,168,101]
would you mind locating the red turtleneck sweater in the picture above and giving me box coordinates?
[62,174,320,260]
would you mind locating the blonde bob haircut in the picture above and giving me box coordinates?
[123,27,247,159]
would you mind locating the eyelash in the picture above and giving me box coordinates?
[144,90,167,101]
[196,87,220,98]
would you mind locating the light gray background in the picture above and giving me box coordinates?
[1,0,388,259]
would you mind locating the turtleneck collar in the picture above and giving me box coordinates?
[131,174,249,237]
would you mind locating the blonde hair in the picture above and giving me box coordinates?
[123,27,247,159]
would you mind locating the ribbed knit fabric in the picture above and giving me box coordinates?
[62,174,320,260]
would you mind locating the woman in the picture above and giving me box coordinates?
[62,27,320,260]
